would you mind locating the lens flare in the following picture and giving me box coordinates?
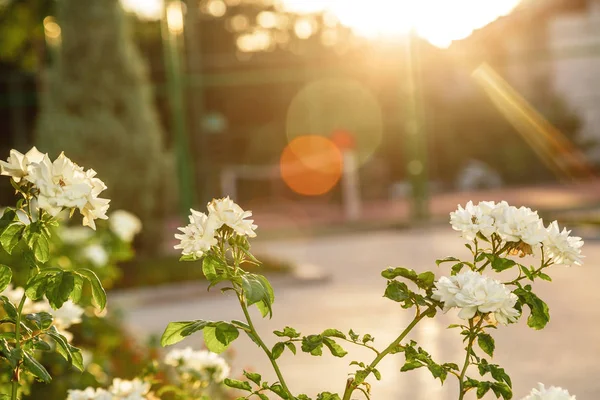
[286,78,383,168]
[280,135,343,196]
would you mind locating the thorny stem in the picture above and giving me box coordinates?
[237,292,294,400]
[341,306,436,400]
[457,318,484,400]
[11,293,28,400]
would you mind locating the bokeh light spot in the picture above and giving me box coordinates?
[280,135,343,196]
[286,78,383,168]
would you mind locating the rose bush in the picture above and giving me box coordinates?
[0,147,582,399]
[163,199,582,400]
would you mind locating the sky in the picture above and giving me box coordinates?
[121,0,523,48]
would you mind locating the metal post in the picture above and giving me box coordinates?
[161,0,196,215]
[403,30,429,221]
[183,0,210,206]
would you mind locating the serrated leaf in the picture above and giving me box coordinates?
[272,342,285,360]
[322,329,345,339]
[301,335,323,356]
[273,326,300,338]
[416,271,435,289]
[435,257,460,266]
[383,280,410,303]
[0,265,11,293]
[477,333,495,357]
[322,337,347,357]
[0,223,24,254]
[491,256,516,272]
[285,342,296,355]
[224,378,252,391]
[76,269,107,310]
[381,267,418,280]
[23,352,51,383]
[203,322,239,354]
[161,321,208,346]
[270,384,289,399]
[45,272,75,309]
[400,360,422,372]
[243,370,261,386]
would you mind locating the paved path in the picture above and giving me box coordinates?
[122,228,600,399]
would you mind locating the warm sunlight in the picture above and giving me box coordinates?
[280,0,522,47]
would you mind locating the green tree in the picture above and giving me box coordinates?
[35,0,173,253]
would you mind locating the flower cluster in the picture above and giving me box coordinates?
[67,378,153,400]
[450,201,583,266]
[109,210,142,242]
[174,197,257,258]
[432,270,519,325]
[164,347,230,383]
[521,383,576,400]
[0,147,110,230]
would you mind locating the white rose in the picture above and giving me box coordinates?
[521,383,576,400]
[109,210,142,242]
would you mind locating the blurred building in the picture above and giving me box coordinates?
[548,0,600,159]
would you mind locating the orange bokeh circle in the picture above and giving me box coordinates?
[280,135,343,196]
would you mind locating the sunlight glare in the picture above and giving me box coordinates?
[121,0,163,20]
[278,0,522,47]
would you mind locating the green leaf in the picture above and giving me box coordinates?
[47,328,84,371]
[203,322,239,354]
[272,342,285,360]
[161,321,208,346]
[76,269,107,310]
[400,360,423,372]
[383,281,410,303]
[316,392,341,400]
[514,288,550,330]
[25,312,53,331]
[285,342,297,355]
[22,352,52,383]
[322,329,346,339]
[451,263,465,275]
[270,384,290,399]
[477,333,495,357]
[0,223,24,254]
[537,272,552,282]
[416,272,435,289]
[491,382,513,399]
[223,378,252,392]
[322,337,347,357]
[476,381,491,398]
[301,335,323,356]
[490,256,516,273]
[381,267,418,280]
[243,370,261,386]
[202,254,226,282]
[273,326,300,338]
[520,265,534,281]
[435,257,460,266]
[0,296,18,320]
[45,272,75,309]
[242,273,275,318]
[30,233,49,263]
[0,265,11,293]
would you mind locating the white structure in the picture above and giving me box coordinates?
[547,0,600,159]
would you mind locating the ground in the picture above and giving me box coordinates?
[120,226,600,399]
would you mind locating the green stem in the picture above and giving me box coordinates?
[342,306,435,400]
[237,293,294,400]
[457,319,483,400]
[11,293,28,400]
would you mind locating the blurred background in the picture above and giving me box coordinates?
[2,0,600,398]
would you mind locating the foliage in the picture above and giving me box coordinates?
[163,198,582,400]
[35,0,173,255]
